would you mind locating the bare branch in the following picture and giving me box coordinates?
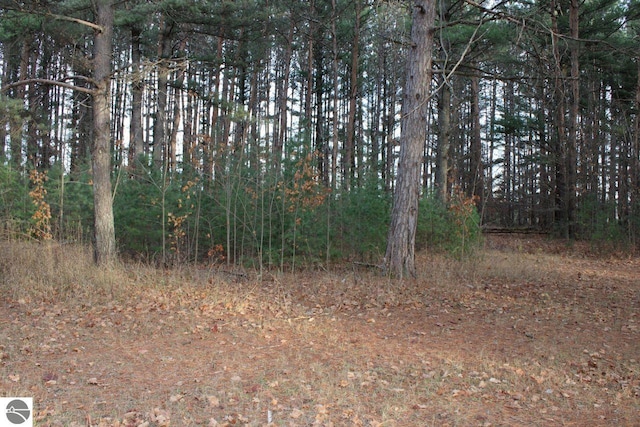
[45,12,104,33]
[1,78,96,95]
[0,5,104,32]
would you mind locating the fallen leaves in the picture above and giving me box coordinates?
[1,240,640,427]
[207,395,220,407]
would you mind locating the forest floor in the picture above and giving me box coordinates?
[1,235,639,426]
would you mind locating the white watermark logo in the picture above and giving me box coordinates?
[0,398,33,427]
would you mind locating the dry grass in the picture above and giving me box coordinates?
[1,235,639,426]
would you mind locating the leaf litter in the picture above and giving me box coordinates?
[0,234,639,426]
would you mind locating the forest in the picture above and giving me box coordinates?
[2,2,640,424]
[1,0,640,269]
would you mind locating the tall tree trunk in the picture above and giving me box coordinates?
[129,26,144,168]
[204,35,224,182]
[536,76,552,228]
[567,0,579,237]
[470,72,483,208]
[304,0,315,147]
[383,54,397,192]
[631,58,640,244]
[7,40,26,168]
[154,18,172,170]
[183,68,195,170]
[92,0,116,265]
[169,42,186,174]
[275,20,294,171]
[38,46,53,170]
[551,0,569,236]
[345,0,360,190]
[384,0,436,278]
[331,0,340,187]
[24,38,39,168]
[487,74,498,212]
[435,77,451,204]
[314,42,327,184]
[504,81,515,224]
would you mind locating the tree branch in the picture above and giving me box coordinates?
[45,12,104,32]
[1,4,105,33]
[1,78,96,95]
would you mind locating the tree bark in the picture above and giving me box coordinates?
[435,76,451,204]
[567,0,579,237]
[631,58,640,244]
[275,19,294,171]
[470,72,483,207]
[153,17,172,170]
[331,0,340,187]
[345,0,360,190]
[91,0,116,265]
[129,26,145,168]
[384,0,436,278]
[551,0,569,237]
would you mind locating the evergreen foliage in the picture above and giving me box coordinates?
[417,191,483,258]
[575,194,626,247]
[1,0,640,266]
[45,165,94,242]
[0,164,31,237]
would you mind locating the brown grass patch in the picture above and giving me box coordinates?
[1,235,639,426]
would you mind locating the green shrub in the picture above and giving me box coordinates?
[0,163,31,237]
[576,194,627,249]
[45,165,94,242]
[417,190,482,258]
[113,168,168,260]
[331,180,391,262]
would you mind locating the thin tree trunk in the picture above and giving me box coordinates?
[39,46,53,170]
[183,65,195,170]
[304,0,315,147]
[487,74,498,210]
[435,77,450,204]
[384,0,436,278]
[567,0,579,237]
[331,0,340,187]
[129,26,144,168]
[169,44,186,174]
[536,76,552,228]
[154,18,172,170]
[470,72,483,210]
[205,36,224,182]
[551,0,569,236]
[24,38,38,168]
[345,0,360,190]
[631,58,640,244]
[504,81,514,224]
[275,20,294,171]
[8,41,27,168]
[314,42,327,183]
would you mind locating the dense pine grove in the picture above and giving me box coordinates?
[1,0,639,268]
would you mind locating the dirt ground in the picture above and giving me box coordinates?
[1,235,639,426]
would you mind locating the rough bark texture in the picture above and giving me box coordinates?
[470,73,484,205]
[551,0,568,237]
[567,0,579,237]
[384,0,436,278]
[91,0,116,265]
[153,19,171,170]
[436,78,451,204]
[129,27,144,166]
[345,0,360,190]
